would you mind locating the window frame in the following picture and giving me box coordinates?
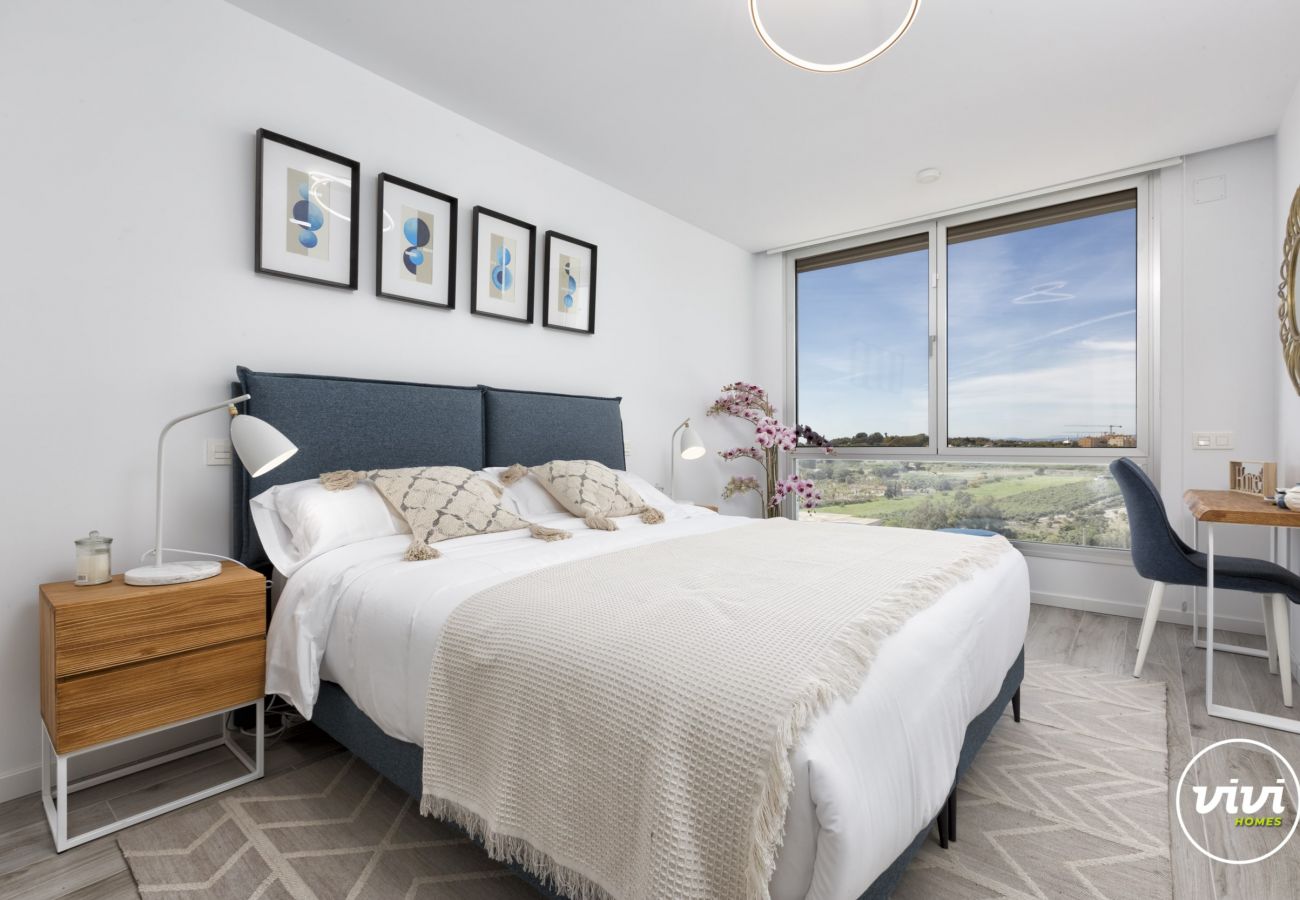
[784,175,1156,554]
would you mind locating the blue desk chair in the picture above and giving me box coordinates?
[1110,458,1297,698]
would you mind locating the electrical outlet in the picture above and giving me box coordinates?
[205,438,232,466]
[624,440,632,457]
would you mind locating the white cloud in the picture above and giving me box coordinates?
[948,355,1136,438]
[1077,338,1137,352]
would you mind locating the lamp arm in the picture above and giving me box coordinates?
[151,393,251,566]
[669,418,689,501]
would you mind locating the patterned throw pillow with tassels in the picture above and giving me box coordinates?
[501,460,665,531]
[320,467,570,560]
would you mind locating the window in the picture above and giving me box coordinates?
[795,235,931,447]
[792,182,1148,551]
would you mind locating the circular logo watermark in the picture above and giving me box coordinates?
[1175,738,1300,865]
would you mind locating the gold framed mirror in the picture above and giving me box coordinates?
[1281,185,1300,394]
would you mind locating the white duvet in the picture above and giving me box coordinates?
[266,506,1029,900]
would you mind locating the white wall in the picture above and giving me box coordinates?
[1275,80,1300,680]
[761,138,1282,632]
[0,0,758,801]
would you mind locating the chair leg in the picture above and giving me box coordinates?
[1272,595,1293,708]
[1012,687,1021,723]
[1134,581,1165,678]
[1263,594,1280,675]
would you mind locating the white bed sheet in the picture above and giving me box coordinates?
[266,511,1029,900]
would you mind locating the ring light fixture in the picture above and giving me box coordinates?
[748,0,922,73]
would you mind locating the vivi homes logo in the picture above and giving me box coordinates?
[1175,738,1300,865]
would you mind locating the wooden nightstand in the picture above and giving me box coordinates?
[39,563,266,851]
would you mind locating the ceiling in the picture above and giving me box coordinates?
[229,0,1300,252]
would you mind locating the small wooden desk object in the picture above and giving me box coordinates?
[1183,489,1300,734]
[39,562,266,851]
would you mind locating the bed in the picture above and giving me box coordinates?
[232,366,1030,900]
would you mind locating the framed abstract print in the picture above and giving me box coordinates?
[254,129,360,289]
[542,231,597,335]
[470,206,536,324]
[376,174,458,309]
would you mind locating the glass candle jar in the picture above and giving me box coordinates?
[74,530,113,586]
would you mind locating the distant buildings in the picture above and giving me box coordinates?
[1076,433,1137,448]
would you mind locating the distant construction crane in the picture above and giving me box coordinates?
[1065,424,1126,434]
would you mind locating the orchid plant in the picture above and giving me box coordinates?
[707,382,834,518]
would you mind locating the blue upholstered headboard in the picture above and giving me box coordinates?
[231,366,625,568]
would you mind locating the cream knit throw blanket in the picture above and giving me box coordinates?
[420,520,1012,900]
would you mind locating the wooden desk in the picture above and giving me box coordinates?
[1183,489,1299,734]
[1184,489,1300,527]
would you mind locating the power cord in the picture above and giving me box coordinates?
[224,697,303,749]
[139,547,248,567]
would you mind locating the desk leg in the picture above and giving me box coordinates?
[1206,524,1216,715]
[1265,529,1281,675]
[1191,520,1200,646]
[1204,522,1300,733]
[1191,518,1270,661]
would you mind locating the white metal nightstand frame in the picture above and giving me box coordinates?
[41,698,263,852]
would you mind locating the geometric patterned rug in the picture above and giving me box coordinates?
[119,659,1171,899]
[895,660,1172,899]
[118,753,540,899]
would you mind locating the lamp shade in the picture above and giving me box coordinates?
[678,422,706,460]
[230,414,298,477]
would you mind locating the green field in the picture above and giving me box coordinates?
[820,474,1079,518]
[805,462,1130,548]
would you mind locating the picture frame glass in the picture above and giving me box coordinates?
[547,237,594,332]
[474,213,533,321]
[258,137,354,286]
[379,180,455,307]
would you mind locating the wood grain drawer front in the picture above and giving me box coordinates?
[53,579,263,677]
[52,637,265,754]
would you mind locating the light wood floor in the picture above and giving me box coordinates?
[1026,604,1300,900]
[1,605,1298,899]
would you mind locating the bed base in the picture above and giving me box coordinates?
[309,648,1023,899]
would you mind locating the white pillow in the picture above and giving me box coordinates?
[482,466,685,520]
[617,471,678,511]
[250,477,409,575]
[479,466,570,519]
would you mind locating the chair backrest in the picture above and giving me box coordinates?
[1109,458,1192,582]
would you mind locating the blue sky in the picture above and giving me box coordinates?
[797,209,1137,441]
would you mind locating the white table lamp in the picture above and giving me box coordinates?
[670,418,706,500]
[124,394,297,586]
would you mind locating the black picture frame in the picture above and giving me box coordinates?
[375,173,458,309]
[470,206,536,324]
[254,129,360,290]
[542,231,598,335]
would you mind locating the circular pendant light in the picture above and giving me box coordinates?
[749,0,921,73]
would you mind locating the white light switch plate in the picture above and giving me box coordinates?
[1192,431,1234,450]
[205,438,232,466]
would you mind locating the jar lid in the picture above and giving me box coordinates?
[75,530,113,548]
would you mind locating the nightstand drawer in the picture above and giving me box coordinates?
[46,574,264,677]
[50,637,265,754]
